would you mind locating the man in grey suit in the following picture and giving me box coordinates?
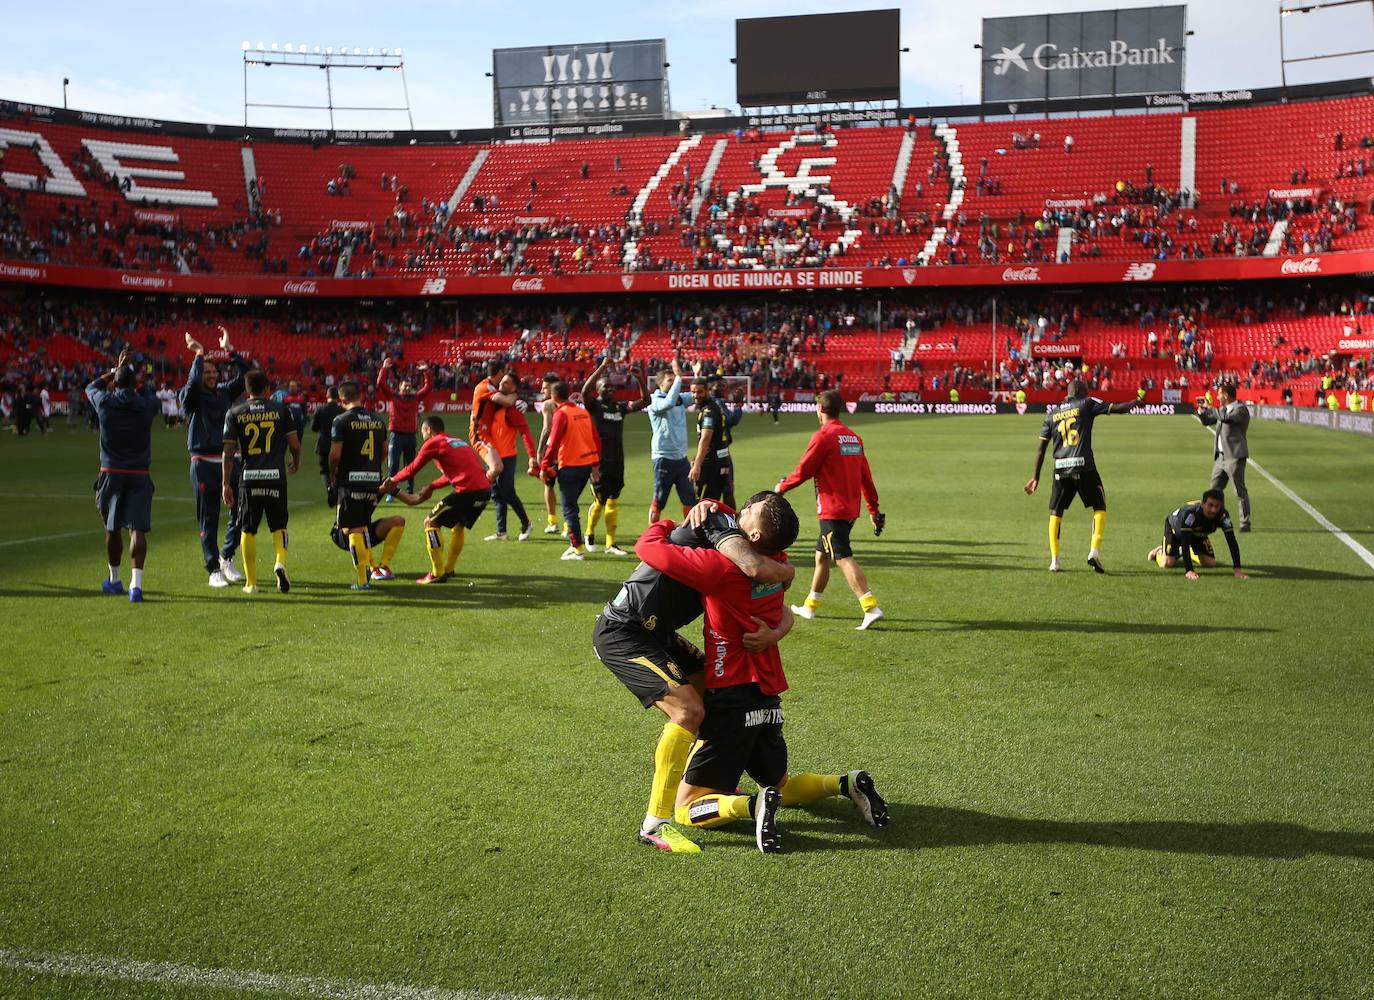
[1195,379,1252,532]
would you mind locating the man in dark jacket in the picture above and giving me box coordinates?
[311,385,344,506]
[179,326,251,588]
[87,348,161,603]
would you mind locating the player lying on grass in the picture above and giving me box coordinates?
[635,494,889,854]
[592,495,796,854]
[381,416,498,584]
[1147,489,1248,580]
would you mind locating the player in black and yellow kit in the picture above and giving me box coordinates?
[1025,378,1146,573]
[329,380,388,591]
[1148,489,1249,580]
[222,370,300,595]
[593,501,795,853]
[582,355,650,556]
[689,374,734,507]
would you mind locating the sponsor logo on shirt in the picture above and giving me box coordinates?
[744,708,784,727]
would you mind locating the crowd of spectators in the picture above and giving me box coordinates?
[2,283,1372,421]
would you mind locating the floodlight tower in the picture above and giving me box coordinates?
[242,42,414,130]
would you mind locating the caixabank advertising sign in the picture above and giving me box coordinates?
[981,5,1186,102]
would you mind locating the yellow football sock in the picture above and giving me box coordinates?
[1156,542,1169,568]
[547,512,558,527]
[587,499,604,537]
[779,772,841,807]
[647,722,697,823]
[1091,510,1107,551]
[380,522,404,568]
[859,591,878,613]
[240,532,258,588]
[804,591,823,612]
[425,527,444,576]
[1048,514,1063,558]
[604,498,619,548]
[271,529,288,567]
[443,526,466,574]
[347,532,371,586]
[674,792,754,829]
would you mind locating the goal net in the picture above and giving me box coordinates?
[717,374,753,406]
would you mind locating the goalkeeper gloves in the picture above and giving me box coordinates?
[873,512,887,537]
[1136,387,1147,401]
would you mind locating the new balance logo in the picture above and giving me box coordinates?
[1122,262,1157,282]
[419,278,447,295]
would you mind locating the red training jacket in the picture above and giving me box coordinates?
[375,368,432,435]
[777,419,879,521]
[635,520,789,696]
[394,433,490,493]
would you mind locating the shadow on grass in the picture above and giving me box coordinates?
[886,803,1374,860]
[696,802,1374,860]
[870,618,1274,635]
[1243,564,1372,582]
[0,573,618,610]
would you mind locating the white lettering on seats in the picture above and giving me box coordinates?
[81,140,218,207]
[0,129,87,197]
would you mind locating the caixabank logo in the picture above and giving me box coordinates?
[991,37,1177,75]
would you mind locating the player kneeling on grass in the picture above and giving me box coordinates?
[329,516,406,581]
[222,370,300,595]
[381,416,498,584]
[1147,489,1248,581]
[635,494,889,853]
[593,496,796,854]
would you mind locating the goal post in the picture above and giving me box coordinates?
[718,374,753,406]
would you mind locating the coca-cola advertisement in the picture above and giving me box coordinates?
[1280,257,1322,275]
[2,250,1373,299]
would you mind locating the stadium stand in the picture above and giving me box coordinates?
[3,97,1371,277]
[3,93,1373,418]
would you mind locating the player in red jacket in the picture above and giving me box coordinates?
[776,389,885,631]
[376,357,433,497]
[381,416,498,584]
[635,493,890,854]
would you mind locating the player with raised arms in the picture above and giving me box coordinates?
[582,354,651,556]
[689,362,735,509]
[1025,378,1146,573]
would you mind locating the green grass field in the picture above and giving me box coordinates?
[1,410,1371,1000]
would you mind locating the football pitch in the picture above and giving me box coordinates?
[1,411,1371,1000]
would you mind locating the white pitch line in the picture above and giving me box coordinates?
[1248,457,1374,571]
[0,946,579,1000]
[0,529,101,548]
[1196,423,1374,572]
